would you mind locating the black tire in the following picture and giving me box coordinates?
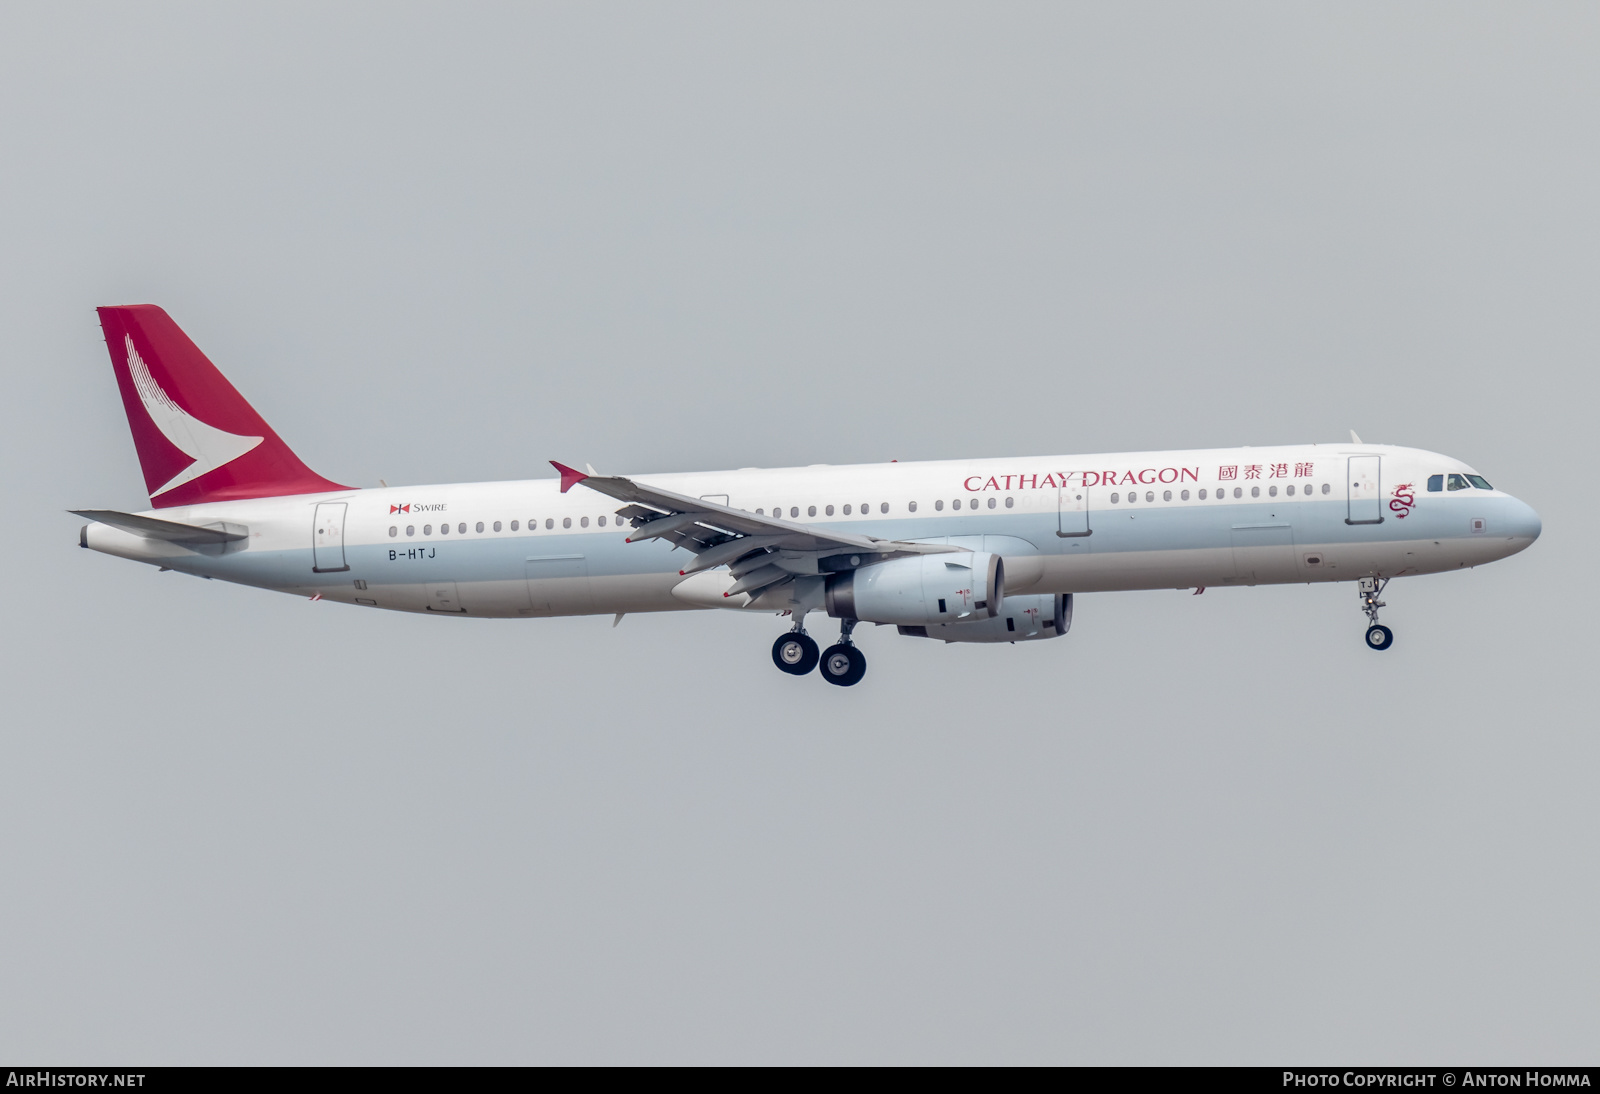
[772,632,819,675]
[1365,624,1394,651]
[819,643,867,687]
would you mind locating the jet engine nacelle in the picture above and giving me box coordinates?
[896,593,1072,643]
[825,551,1003,626]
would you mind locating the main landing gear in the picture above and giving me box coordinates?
[773,617,867,686]
[1359,577,1394,651]
[819,618,867,688]
[772,626,819,675]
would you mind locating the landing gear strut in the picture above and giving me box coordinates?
[1359,577,1394,651]
[772,622,819,675]
[820,618,867,687]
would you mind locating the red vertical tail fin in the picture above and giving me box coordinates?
[97,305,351,508]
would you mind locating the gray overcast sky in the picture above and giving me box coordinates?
[1,2,1595,1064]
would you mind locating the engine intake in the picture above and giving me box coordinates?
[825,551,1003,626]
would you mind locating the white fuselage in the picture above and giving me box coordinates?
[81,443,1542,619]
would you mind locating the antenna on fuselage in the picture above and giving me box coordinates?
[1349,430,1363,444]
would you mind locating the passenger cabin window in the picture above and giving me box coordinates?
[935,500,944,511]
[1427,475,1444,492]
[1448,474,1470,491]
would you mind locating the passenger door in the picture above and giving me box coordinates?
[312,502,349,572]
[1057,475,1090,537]
[1347,456,1383,524]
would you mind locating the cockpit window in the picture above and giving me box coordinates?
[1427,474,1443,492]
[1467,475,1493,490]
[1447,474,1471,491]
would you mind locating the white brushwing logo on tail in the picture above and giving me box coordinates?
[125,334,263,497]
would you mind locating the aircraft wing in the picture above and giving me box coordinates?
[550,462,957,596]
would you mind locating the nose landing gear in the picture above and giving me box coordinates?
[819,618,867,687]
[1359,577,1394,651]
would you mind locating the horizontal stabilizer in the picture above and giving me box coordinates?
[71,509,247,545]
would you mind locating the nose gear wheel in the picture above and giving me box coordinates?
[1358,578,1394,651]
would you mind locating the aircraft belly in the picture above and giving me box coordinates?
[1035,547,1237,592]
[1230,524,1298,585]
[591,573,689,614]
[457,578,533,617]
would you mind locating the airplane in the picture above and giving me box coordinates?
[76,305,1542,686]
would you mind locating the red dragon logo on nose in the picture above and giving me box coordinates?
[1389,483,1416,518]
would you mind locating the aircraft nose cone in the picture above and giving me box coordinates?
[1510,498,1542,542]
